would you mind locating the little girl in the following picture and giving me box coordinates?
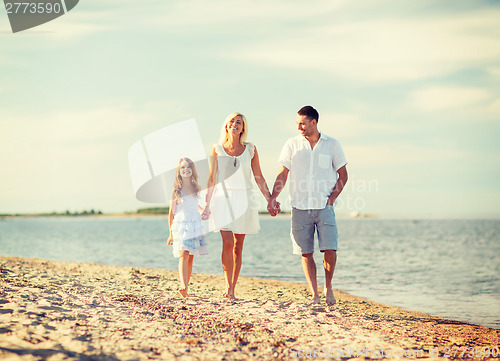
[167,157,208,298]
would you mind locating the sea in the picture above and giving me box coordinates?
[0,216,499,330]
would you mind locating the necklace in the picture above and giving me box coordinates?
[223,143,243,167]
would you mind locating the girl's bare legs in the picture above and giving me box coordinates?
[187,255,194,285]
[178,251,190,298]
[220,231,245,299]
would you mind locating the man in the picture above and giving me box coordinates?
[268,106,348,305]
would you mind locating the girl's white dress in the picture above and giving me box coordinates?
[209,143,260,234]
[171,193,208,258]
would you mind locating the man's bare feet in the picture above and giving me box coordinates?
[179,288,188,298]
[324,288,336,306]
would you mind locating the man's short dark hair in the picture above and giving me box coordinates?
[298,105,319,123]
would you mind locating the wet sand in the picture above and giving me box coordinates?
[0,257,498,360]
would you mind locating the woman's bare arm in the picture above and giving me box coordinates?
[250,146,272,203]
[203,147,218,217]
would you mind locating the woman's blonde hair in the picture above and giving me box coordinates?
[219,112,248,145]
[172,157,200,202]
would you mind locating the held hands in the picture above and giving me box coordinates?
[201,206,211,221]
[267,198,281,217]
[167,234,173,245]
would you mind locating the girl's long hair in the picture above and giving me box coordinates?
[172,157,200,202]
[219,112,248,145]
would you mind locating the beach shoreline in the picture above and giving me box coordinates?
[1,256,499,360]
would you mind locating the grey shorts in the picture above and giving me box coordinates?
[291,205,338,255]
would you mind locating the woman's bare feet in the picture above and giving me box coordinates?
[309,295,321,305]
[324,288,336,306]
[179,288,188,298]
[222,288,237,300]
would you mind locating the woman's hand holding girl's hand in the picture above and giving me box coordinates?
[201,206,211,220]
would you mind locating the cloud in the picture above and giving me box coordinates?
[318,112,397,139]
[49,107,151,142]
[7,8,111,38]
[49,21,107,39]
[485,99,500,115]
[410,86,492,112]
[0,106,145,149]
[345,143,465,169]
[26,0,347,35]
[221,8,500,83]
[487,67,500,78]
[143,0,347,28]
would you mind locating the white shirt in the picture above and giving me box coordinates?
[279,133,347,210]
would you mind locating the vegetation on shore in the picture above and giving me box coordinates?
[134,207,169,215]
[0,208,162,217]
[1,209,103,217]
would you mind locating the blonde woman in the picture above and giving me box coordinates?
[204,112,276,299]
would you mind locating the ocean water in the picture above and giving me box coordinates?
[0,216,499,329]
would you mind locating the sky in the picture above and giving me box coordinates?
[1,0,499,217]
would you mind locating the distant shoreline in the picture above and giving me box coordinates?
[4,213,500,220]
[0,212,381,220]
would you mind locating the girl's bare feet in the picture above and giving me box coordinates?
[179,288,188,298]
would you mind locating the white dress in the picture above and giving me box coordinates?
[171,193,208,258]
[209,143,260,234]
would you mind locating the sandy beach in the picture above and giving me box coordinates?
[0,257,498,360]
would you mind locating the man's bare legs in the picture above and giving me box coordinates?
[302,253,320,304]
[221,231,246,299]
[323,250,337,305]
[302,250,337,305]
[179,251,194,298]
